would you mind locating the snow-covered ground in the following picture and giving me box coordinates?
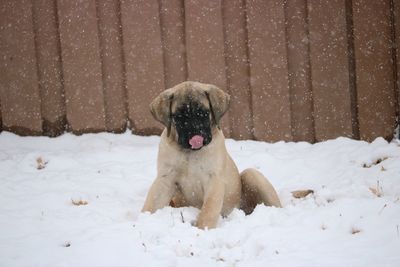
[0,131,399,267]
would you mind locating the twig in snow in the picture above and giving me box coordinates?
[180,211,185,223]
[369,180,383,197]
[378,204,387,215]
[351,228,361,235]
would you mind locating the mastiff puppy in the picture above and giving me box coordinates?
[142,81,281,229]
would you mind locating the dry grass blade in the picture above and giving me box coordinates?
[71,199,88,206]
[362,157,388,168]
[369,181,383,197]
[369,187,379,197]
[292,189,314,199]
[36,157,48,170]
[379,204,387,214]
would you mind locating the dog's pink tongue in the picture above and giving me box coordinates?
[189,135,204,149]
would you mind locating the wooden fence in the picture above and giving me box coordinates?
[0,0,399,143]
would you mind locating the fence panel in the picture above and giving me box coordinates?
[0,0,398,142]
[246,0,292,142]
[97,0,127,133]
[353,0,397,141]
[222,0,254,140]
[395,0,400,124]
[308,0,355,142]
[57,0,106,134]
[185,0,231,137]
[0,0,42,135]
[285,0,315,143]
[121,0,165,135]
[32,0,66,136]
[159,0,187,89]
[0,102,2,131]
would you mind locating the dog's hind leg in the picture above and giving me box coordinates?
[240,168,282,215]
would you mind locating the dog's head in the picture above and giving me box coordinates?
[150,81,230,150]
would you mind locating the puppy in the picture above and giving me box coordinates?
[142,81,281,229]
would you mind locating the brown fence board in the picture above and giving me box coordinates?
[222,0,253,140]
[246,0,292,142]
[285,0,314,142]
[0,0,42,135]
[57,0,106,133]
[353,0,397,141]
[393,0,400,133]
[97,0,127,133]
[0,101,2,131]
[0,101,2,132]
[32,0,65,137]
[0,0,398,142]
[121,0,165,135]
[185,0,231,137]
[159,0,187,89]
[308,0,354,141]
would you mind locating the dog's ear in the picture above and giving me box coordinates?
[205,85,230,128]
[150,89,174,136]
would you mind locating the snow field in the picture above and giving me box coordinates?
[0,132,399,267]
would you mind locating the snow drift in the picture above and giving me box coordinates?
[0,132,399,267]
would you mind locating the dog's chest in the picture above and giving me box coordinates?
[176,152,216,206]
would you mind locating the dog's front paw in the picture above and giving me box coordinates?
[196,217,217,230]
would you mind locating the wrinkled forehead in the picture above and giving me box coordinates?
[171,87,210,113]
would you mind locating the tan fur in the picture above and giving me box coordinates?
[142,81,282,229]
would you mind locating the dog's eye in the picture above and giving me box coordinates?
[172,113,185,121]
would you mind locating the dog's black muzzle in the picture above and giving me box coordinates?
[172,102,212,150]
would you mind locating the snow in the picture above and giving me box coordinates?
[0,131,399,267]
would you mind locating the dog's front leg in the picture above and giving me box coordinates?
[142,176,176,213]
[197,178,225,229]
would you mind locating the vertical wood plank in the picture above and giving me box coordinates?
[57,0,106,133]
[97,0,127,133]
[308,0,354,141]
[285,0,315,142]
[392,0,400,137]
[353,0,397,141]
[246,0,292,142]
[121,0,165,135]
[0,100,2,132]
[0,0,42,135]
[185,0,231,137]
[32,0,66,136]
[159,0,187,88]
[222,0,253,140]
